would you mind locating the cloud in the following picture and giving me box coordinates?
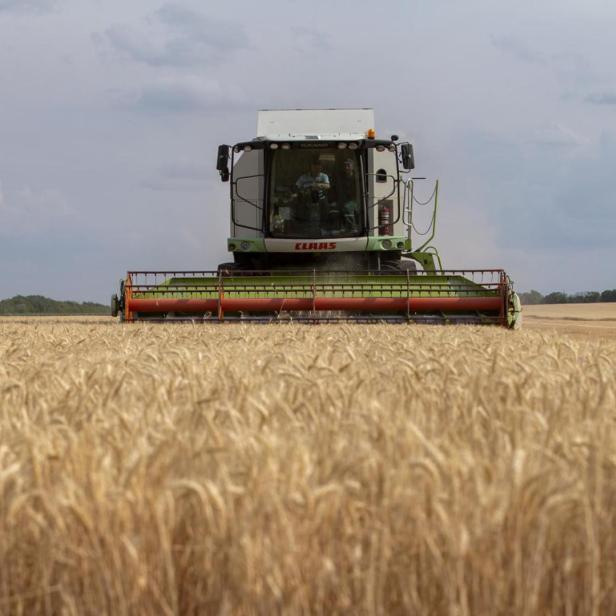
[291,27,331,53]
[102,4,248,68]
[527,123,587,148]
[0,0,57,12]
[142,160,211,192]
[550,51,595,86]
[468,129,616,254]
[102,25,172,67]
[0,183,72,235]
[585,92,616,105]
[491,36,595,91]
[130,76,248,114]
[490,35,546,65]
[156,4,247,51]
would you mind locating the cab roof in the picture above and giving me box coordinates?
[257,108,375,141]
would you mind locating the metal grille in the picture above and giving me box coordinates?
[121,269,511,325]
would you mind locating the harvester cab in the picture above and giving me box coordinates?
[218,109,423,272]
[112,108,521,327]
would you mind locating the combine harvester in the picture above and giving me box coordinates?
[112,109,521,326]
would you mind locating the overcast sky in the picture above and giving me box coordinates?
[0,0,615,301]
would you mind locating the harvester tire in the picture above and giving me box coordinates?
[217,262,238,275]
[398,259,418,273]
[111,294,120,317]
[381,259,418,274]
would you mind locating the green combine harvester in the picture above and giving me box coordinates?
[112,109,521,327]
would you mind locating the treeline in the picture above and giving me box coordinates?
[520,289,616,305]
[0,295,108,315]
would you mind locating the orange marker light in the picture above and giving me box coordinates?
[367,128,376,139]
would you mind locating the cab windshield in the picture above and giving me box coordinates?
[269,147,363,238]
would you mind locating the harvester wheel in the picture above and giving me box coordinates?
[381,259,417,274]
[111,294,120,317]
[397,258,418,273]
[217,262,238,275]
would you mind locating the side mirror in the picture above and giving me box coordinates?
[401,143,415,171]
[216,145,230,182]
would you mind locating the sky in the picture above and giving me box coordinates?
[0,0,615,302]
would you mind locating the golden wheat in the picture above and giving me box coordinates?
[0,317,615,615]
[524,303,616,340]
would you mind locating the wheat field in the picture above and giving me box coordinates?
[524,303,616,339]
[1,316,615,615]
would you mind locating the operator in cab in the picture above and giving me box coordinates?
[334,157,360,231]
[295,158,330,200]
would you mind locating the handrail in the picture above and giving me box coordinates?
[403,179,439,252]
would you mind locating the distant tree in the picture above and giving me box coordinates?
[0,295,108,315]
[601,289,616,302]
[570,291,601,303]
[543,292,569,304]
[519,289,615,304]
[519,290,544,305]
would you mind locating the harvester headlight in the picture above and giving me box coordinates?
[348,143,359,150]
[376,145,386,152]
[397,241,404,249]
[381,239,392,249]
[229,243,237,251]
[337,142,347,149]
[240,241,250,251]
[281,143,291,150]
[243,145,253,152]
[388,144,396,152]
[270,143,279,149]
